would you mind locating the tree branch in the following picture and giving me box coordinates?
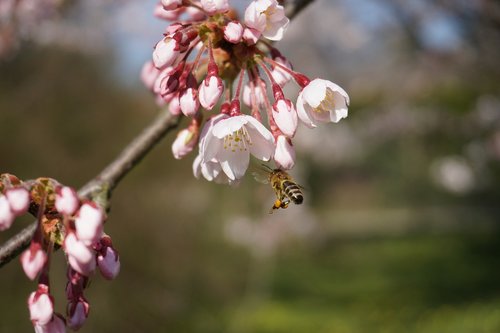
[0,0,314,269]
[0,109,179,268]
[285,0,315,20]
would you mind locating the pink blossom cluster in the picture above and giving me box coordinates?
[142,0,350,184]
[0,176,119,332]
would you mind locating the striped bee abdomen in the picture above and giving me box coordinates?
[282,181,304,204]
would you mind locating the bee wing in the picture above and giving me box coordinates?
[252,170,269,184]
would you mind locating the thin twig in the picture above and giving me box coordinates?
[0,0,315,269]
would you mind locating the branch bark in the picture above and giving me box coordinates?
[0,0,315,269]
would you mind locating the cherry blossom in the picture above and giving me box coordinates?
[201,115,275,180]
[244,0,289,41]
[272,99,298,138]
[0,195,15,231]
[74,203,104,246]
[224,21,244,43]
[296,79,350,128]
[199,74,224,110]
[200,0,229,15]
[64,233,96,276]
[172,127,198,159]
[5,187,30,215]
[28,285,54,326]
[20,242,47,281]
[67,298,89,330]
[55,186,79,216]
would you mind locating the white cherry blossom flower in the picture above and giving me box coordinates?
[201,115,274,180]
[296,79,349,128]
[244,0,289,41]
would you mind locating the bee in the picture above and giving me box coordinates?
[253,165,304,213]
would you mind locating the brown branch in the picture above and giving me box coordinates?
[285,0,315,20]
[0,0,314,269]
[0,109,179,268]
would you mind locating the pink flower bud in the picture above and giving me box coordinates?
[64,233,96,276]
[242,83,265,107]
[271,56,293,87]
[200,0,229,15]
[186,6,206,20]
[28,285,54,326]
[161,0,182,11]
[140,61,160,91]
[274,135,296,170]
[272,99,298,138]
[242,27,260,45]
[55,186,79,216]
[67,298,89,330]
[223,21,243,44]
[199,75,224,110]
[6,187,30,215]
[169,93,182,115]
[97,246,120,280]
[153,37,180,69]
[179,88,200,116]
[74,203,104,246]
[34,314,66,333]
[20,242,47,281]
[172,128,197,160]
[0,195,15,231]
[154,3,184,21]
[153,66,174,94]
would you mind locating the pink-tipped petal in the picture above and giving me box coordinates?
[97,247,121,280]
[20,244,47,281]
[200,0,229,14]
[55,186,79,216]
[272,99,298,138]
[5,187,30,215]
[223,21,243,43]
[0,195,15,231]
[74,203,104,246]
[199,75,224,110]
[274,135,296,170]
[28,289,54,326]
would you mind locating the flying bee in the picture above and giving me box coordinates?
[253,165,304,213]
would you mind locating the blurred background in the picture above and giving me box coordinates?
[1,0,500,332]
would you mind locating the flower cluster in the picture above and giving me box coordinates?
[0,174,120,333]
[142,0,350,184]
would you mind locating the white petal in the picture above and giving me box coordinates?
[211,116,247,138]
[219,149,250,180]
[296,93,317,128]
[302,79,328,108]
